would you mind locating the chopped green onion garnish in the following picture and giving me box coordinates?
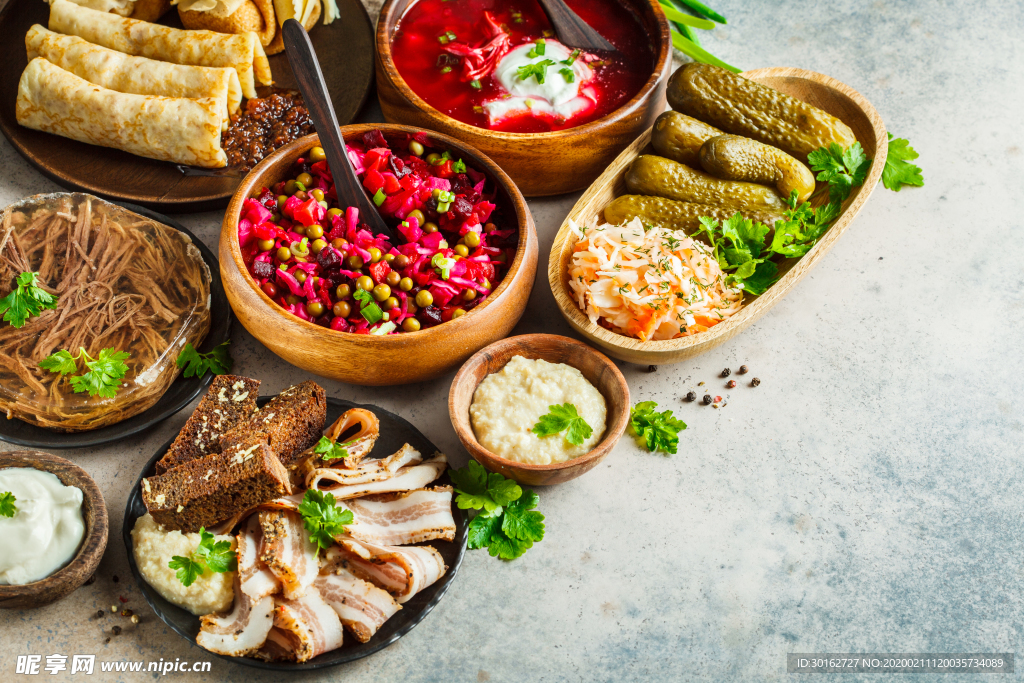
[437,30,457,44]
[372,188,386,206]
[562,49,581,66]
[441,66,452,74]
[431,253,457,280]
[294,181,306,191]
[560,67,575,83]
[452,158,466,173]
[370,321,397,335]
[470,79,482,89]
[353,289,383,324]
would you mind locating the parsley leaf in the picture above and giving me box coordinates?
[531,403,593,446]
[41,347,130,398]
[0,271,58,328]
[313,435,350,461]
[176,341,233,378]
[500,490,545,543]
[0,491,16,518]
[449,460,521,512]
[298,489,353,552]
[467,509,503,549]
[194,527,237,574]
[38,349,78,375]
[881,133,923,191]
[630,401,686,455]
[808,142,871,203]
[450,463,544,560]
[168,555,204,587]
[517,59,555,84]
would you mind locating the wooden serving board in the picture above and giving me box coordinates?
[547,67,888,365]
[0,0,375,212]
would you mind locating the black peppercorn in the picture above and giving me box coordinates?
[112,575,119,583]
[121,609,133,617]
[738,365,748,375]
[685,391,696,402]
[727,380,736,388]
[702,394,713,405]
[104,638,110,645]
[751,377,761,387]
[647,365,657,373]
[95,610,105,619]
[111,626,122,636]
[720,368,731,377]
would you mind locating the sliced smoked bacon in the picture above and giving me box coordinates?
[343,486,456,546]
[259,510,320,600]
[326,539,447,604]
[237,515,280,601]
[195,576,275,657]
[308,453,447,500]
[271,586,344,663]
[305,443,425,490]
[315,564,401,643]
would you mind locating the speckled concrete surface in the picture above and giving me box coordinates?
[0,0,1020,681]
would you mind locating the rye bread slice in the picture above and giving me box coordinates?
[154,375,261,475]
[219,380,326,469]
[142,440,289,533]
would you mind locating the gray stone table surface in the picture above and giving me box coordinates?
[0,0,1021,680]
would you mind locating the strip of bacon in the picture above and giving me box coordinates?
[327,540,447,604]
[259,510,320,600]
[272,586,344,663]
[305,443,426,490]
[237,515,281,601]
[196,576,275,657]
[309,454,446,500]
[254,627,295,662]
[315,564,401,643]
[342,486,456,546]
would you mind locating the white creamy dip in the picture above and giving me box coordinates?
[0,467,85,585]
[486,41,595,126]
[470,355,607,465]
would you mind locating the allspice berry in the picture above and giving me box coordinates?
[751,377,761,387]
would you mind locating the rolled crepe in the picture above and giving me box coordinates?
[16,57,227,168]
[48,0,271,99]
[176,0,277,50]
[59,0,172,21]
[26,25,241,124]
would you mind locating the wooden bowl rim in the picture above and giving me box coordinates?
[374,0,672,142]
[0,450,108,598]
[222,124,535,346]
[546,66,889,357]
[448,333,630,473]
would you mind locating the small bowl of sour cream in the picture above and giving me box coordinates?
[449,334,629,485]
[0,451,107,609]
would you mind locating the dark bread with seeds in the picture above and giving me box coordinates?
[155,375,261,474]
[142,439,290,533]
[219,380,326,469]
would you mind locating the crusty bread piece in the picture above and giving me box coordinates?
[142,440,290,533]
[155,375,261,475]
[219,380,326,469]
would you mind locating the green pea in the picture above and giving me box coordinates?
[464,231,481,247]
[426,153,441,165]
[372,284,391,301]
[335,284,351,299]
[415,290,433,307]
[452,308,466,319]
[385,271,401,287]
[346,254,364,270]
[333,301,351,317]
[277,195,288,210]
[285,180,299,195]
[306,301,325,317]
[258,239,275,252]
[310,188,325,202]
[394,254,411,268]
[399,277,414,292]
[462,289,476,301]
[286,294,300,305]
[309,146,327,162]
[381,296,399,311]
[406,209,425,226]
[454,244,469,257]
[402,317,421,332]
[368,247,383,263]
[306,225,324,239]
[384,253,396,264]
[296,172,313,187]
[276,246,291,262]
[311,238,327,254]
[422,222,439,234]
[408,140,425,156]
[356,275,374,291]
[327,207,344,218]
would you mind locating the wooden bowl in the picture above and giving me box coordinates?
[548,67,888,365]
[220,124,538,386]
[448,334,630,486]
[374,0,673,197]
[0,451,108,609]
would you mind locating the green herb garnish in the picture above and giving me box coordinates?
[431,253,456,280]
[451,461,544,560]
[298,489,353,552]
[630,401,686,455]
[353,289,383,324]
[0,271,58,329]
[0,492,16,518]
[372,188,386,206]
[168,527,236,587]
[516,59,555,84]
[39,347,130,398]
[452,158,467,173]
[807,141,871,203]
[559,67,575,83]
[531,403,592,446]
[176,341,232,379]
[561,48,581,66]
[526,38,546,58]
[313,435,349,461]
[470,79,482,89]
[881,133,924,191]
[437,30,457,44]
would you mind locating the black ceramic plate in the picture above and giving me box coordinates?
[123,396,468,670]
[0,203,231,449]
[0,0,375,211]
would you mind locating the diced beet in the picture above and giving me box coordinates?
[420,305,444,328]
[363,129,388,150]
[451,196,474,221]
[451,174,472,195]
[317,245,342,270]
[388,154,411,179]
[253,260,275,279]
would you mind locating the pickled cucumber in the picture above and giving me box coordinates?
[700,134,816,203]
[625,154,786,213]
[650,111,723,167]
[603,195,785,235]
[667,63,858,162]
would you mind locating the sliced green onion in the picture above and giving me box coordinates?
[562,48,581,66]
[678,21,700,46]
[670,30,740,72]
[658,1,715,29]
[669,0,726,24]
[370,321,397,335]
[441,66,452,74]
[453,158,467,173]
[372,188,386,206]
[560,67,575,83]
[470,79,482,89]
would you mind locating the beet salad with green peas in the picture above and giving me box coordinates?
[237,129,519,335]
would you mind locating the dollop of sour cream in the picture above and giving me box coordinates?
[0,468,85,585]
[486,40,596,126]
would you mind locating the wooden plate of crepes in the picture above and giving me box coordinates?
[0,0,375,211]
[123,386,468,669]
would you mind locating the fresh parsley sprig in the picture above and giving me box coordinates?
[39,347,130,398]
[450,461,544,560]
[531,403,593,446]
[517,59,555,84]
[0,492,16,518]
[807,142,871,203]
[176,341,233,378]
[630,401,687,455]
[168,527,236,587]
[0,271,57,328]
[313,436,350,461]
[881,134,924,191]
[298,489,353,552]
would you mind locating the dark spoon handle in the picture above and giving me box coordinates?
[282,19,393,239]
[535,0,615,52]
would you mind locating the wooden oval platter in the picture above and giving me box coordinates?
[0,0,375,212]
[548,67,888,365]
[124,396,468,670]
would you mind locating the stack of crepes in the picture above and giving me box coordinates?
[194,408,458,662]
[15,0,273,167]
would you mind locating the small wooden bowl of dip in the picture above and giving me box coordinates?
[0,451,108,609]
[449,334,629,486]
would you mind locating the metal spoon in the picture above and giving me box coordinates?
[535,0,615,52]
[282,19,394,239]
